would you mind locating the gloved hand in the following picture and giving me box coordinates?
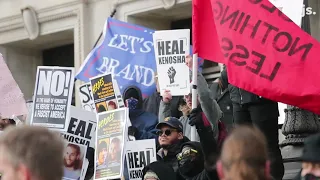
[188,106,204,129]
[128,126,138,137]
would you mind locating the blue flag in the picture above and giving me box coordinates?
[76,18,203,97]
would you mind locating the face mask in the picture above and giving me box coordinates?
[302,174,320,180]
[126,98,139,110]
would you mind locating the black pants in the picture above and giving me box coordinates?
[233,102,284,180]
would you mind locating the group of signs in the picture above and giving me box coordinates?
[22,23,191,180]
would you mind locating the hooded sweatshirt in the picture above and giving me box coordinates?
[142,161,177,180]
[159,72,222,141]
[123,86,158,140]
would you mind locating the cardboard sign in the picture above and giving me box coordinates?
[63,142,87,180]
[94,108,127,180]
[0,54,28,118]
[31,66,74,131]
[125,139,157,180]
[61,106,97,148]
[90,73,118,114]
[192,0,320,114]
[153,29,191,96]
[78,83,95,112]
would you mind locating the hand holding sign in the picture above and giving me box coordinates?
[186,55,193,70]
[162,90,172,103]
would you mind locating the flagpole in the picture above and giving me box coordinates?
[191,53,198,141]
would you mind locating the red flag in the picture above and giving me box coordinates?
[192,0,320,114]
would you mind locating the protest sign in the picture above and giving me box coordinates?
[94,108,127,180]
[90,73,118,114]
[31,66,74,130]
[153,29,191,96]
[79,83,95,112]
[125,139,157,180]
[0,54,28,118]
[192,0,320,114]
[61,106,97,148]
[63,142,87,180]
[76,18,203,98]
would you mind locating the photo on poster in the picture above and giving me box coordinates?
[31,66,75,131]
[108,136,122,167]
[96,137,110,169]
[63,142,87,180]
[153,29,190,96]
[90,73,118,114]
[94,108,127,180]
[106,100,118,111]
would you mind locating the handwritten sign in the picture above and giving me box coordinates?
[153,29,190,96]
[31,66,74,131]
[192,0,320,114]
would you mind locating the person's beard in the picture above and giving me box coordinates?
[64,159,75,169]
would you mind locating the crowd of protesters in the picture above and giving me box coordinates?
[0,55,319,180]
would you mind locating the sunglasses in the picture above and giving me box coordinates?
[157,129,178,136]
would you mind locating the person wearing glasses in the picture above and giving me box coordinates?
[155,117,190,180]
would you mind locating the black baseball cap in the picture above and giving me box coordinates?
[301,133,320,163]
[156,117,183,132]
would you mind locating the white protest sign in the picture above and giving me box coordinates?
[61,106,97,148]
[78,83,95,112]
[31,66,75,131]
[153,29,190,96]
[269,0,304,26]
[125,139,157,180]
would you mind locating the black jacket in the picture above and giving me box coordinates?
[157,136,190,180]
[181,127,219,180]
[143,91,183,119]
[222,68,271,105]
[142,161,177,180]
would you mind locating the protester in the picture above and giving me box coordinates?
[177,107,219,180]
[0,126,64,180]
[142,161,177,180]
[159,55,222,141]
[217,125,271,180]
[64,143,83,180]
[0,118,16,131]
[225,67,284,180]
[143,73,183,119]
[123,86,158,140]
[294,133,320,180]
[215,69,233,132]
[156,117,190,180]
